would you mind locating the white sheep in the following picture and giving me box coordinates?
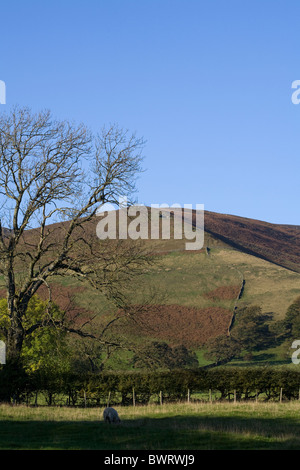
[103,407,121,424]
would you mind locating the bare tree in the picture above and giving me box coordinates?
[0,106,147,363]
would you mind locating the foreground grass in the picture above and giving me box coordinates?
[1,402,300,450]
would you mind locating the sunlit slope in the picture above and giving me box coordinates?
[45,241,299,350]
[0,208,299,350]
[143,246,299,320]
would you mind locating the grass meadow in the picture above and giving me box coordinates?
[1,401,300,450]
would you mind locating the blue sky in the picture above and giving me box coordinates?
[1,0,299,224]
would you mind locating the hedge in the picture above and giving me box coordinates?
[1,366,300,405]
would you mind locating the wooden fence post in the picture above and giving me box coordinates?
[280,388,283,403]
[133,387,136,407]
[209,389,212,404]
[187,389,190,403]
[107,391,111,408]
[160,391,163,406]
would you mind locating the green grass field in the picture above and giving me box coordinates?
[1,402,300,450]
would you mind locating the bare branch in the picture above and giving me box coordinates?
[0,106,147,362]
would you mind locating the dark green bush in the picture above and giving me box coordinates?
[2,365,300,405]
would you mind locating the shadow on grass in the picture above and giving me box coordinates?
[1,414,300,450]
[228,353,290,368]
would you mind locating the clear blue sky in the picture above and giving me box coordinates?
[1,0,299,224]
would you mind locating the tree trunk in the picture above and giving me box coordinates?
[6,323,24,363]
[6,295,25,364]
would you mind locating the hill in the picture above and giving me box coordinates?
[202,211,300,273]
[0,208,299,367]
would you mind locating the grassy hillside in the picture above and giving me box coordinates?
[0,209,299,369]
[65,240,299,366]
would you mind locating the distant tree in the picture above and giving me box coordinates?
[271,297,300,360]
[231,305,275,353]
[281,297,300,339]
[171,345,199,368]
[204,335,241,364]
[132,341,199,370]
[205,305,275,365]
[68,337,110,374]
